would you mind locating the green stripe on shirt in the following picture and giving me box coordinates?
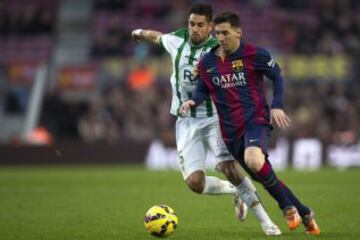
[187,92,197,117]
[205,97,213,117]
[188,47,197,65]
[174,38,187,116]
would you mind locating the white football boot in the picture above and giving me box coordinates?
[234,194,248,221]
[261,222,282,236]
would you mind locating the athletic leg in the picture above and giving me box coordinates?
[206,119,280,235]
[176,117,237,195]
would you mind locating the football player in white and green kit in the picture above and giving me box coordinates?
[131,2,281,235]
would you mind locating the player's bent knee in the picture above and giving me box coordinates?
[244,147,265,172]
[217,161,244,185]
[217,161,230,175]
[218,161,238,177]
[185,171,205,194]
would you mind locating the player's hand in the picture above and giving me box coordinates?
[180,100,196,115]
[270,108,291,129]
[131,29,143,43]
[192,64,199,78]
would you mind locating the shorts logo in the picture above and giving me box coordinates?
[249,139,258,143]
[217,152,232,158]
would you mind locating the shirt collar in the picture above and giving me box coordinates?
[189,35,214,49]
[210,41,245,59]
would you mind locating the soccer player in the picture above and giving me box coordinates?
[180,11,321,235]
[131,2,281,235]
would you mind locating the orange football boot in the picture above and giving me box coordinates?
[303,211,321,235]
[284,206,302,230]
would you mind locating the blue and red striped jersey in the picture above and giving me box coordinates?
[192,42,284,141]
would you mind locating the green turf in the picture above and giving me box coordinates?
[0,166,360,239]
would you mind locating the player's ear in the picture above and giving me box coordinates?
[208,21,214,32]
[235,28,242,39]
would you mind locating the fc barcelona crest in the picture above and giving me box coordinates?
[232,59,243,72]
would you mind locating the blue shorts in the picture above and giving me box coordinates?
[224,124,272,181]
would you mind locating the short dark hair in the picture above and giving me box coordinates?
[214,11,241,28]
[189,2,213,22]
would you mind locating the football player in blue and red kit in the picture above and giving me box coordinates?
[181,11,320,235]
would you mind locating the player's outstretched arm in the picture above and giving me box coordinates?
[180,100,196,115]
[131,29,163,45]
[270,109,291,129]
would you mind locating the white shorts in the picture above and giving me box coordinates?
[176,116,235,179]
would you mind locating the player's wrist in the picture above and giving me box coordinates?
[133,29,143,38]
[271,102,283,109]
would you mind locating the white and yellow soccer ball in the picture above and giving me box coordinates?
[144,204,178,238]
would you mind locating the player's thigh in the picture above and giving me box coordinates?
[176,118,207,180]
[203,118,235,168]
[223,136,260,180]
[243,124,271,170]
[243,124,272,153]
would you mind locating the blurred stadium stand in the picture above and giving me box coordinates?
[0,0,359,168]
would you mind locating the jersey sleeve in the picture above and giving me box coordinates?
[159,28,187,55]
[191,59,210,106]
[255,48,281,77]
[159,33,172,53]
[255,48,284,109]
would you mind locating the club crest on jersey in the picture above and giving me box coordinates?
[232,59,243,72]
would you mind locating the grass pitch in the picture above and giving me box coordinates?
[0,166,359,240]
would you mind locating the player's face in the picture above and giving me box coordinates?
[188,14,213,45]
[215,22,242,54]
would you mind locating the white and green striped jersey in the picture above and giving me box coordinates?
[159,28,218,118]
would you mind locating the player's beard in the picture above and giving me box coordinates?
[190,33,205,45]
[220,45,232,55]
[220,43,236,54]
[219,43,228,52]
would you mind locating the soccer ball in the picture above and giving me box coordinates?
[144,204,178,238]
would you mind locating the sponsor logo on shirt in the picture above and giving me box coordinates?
[183,69,197,84]
[211,72,247,89]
